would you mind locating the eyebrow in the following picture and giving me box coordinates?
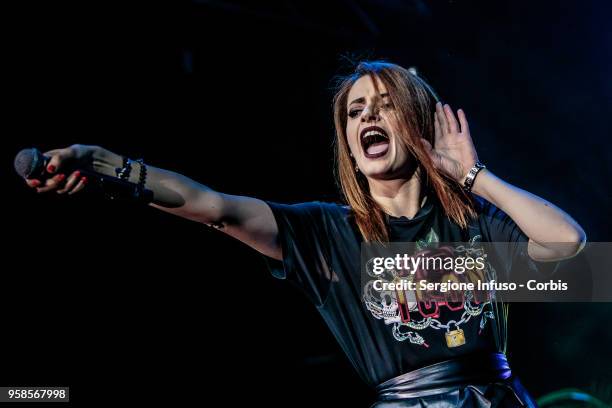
[348,93,390,107]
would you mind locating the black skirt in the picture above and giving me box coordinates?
[371,352,537,407]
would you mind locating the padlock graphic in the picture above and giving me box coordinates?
[445,322,466,348]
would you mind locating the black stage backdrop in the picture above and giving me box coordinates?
[4,1,612,406]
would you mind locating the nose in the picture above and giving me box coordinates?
[360,102,381,123]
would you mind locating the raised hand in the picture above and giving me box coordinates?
[421,102,479,184]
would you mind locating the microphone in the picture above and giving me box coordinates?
[14,147,153,203]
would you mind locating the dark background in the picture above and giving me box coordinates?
[4,0,612,406]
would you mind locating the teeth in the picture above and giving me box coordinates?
[363,130,388,139]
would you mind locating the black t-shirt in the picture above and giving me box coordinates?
[262,194,535,387]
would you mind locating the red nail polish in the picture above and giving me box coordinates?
[47,165,56,173]
[57,174,66,181]
[74,170,81,177]
[31,180,41,187]
[81,176,88,184]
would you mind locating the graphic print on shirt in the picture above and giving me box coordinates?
[362,228,498,348]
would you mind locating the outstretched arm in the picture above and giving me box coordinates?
[25,144,283,261]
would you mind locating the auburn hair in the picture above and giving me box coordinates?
[332,61,476,242]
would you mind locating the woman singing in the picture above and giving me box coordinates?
[24,61,585,407]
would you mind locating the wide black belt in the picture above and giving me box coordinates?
[374,352,535,407]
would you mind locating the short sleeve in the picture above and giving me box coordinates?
[477,197,528,245]
[261,201,336,307]
[478,198,530,275]
[475,197,540,280]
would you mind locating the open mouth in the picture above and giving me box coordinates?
[360,126,390,159]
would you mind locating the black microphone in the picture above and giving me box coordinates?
[14,147,153,203]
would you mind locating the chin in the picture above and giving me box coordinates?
[361,163,395,179]
[360,153,402,177]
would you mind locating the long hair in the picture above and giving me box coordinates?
[333,61,476,242]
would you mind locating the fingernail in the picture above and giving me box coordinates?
[47,165,56,173]
[57,173,66,181]
[74,170,81,178]
[30,180,41,187]
[81,176,88,184]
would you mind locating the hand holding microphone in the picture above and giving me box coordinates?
[17,145,94,194]
[15,145,153,203]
